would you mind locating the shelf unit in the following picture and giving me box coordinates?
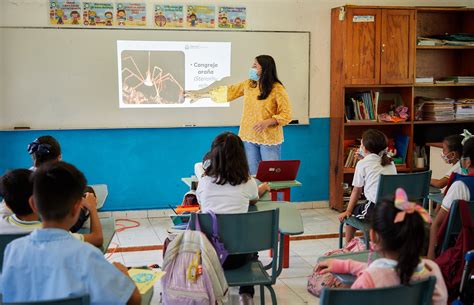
[330,6,474,211]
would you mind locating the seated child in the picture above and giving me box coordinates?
[430,134,463,189]
[320,188,447,305]
[0,168,103,247]
[0,161,141,304]
[339,129,397,243]
[428,136,474,259]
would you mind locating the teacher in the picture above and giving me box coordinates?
[210,55,293,175]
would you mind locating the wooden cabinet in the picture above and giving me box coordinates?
[381,9,415,84]
[345,7,414,85]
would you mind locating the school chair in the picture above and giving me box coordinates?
[319,276,436,305]
[0,233,28,273]
[190,209,282,305]
[339,171,432,249]
[2,295,90,305]
[440,200,474,252]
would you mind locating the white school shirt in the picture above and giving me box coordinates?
[445,161,462,178]
[441,180,470,211]
[352,153,397,203]
[196,176,259,214]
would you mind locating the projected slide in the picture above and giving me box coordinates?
[117,40,231,108]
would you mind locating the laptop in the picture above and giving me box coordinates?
[256,160,301,182]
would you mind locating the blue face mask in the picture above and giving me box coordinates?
[358,146,366,158]
[461,158,469,175]
[249,68,259,81]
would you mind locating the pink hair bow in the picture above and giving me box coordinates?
[394,188,431,224]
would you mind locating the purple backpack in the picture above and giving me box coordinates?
[196,211,229,265]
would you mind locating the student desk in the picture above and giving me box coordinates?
[428,186,444,215]
[250,201,304,269]
[78,216,115,253]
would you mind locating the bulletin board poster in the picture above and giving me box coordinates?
[186,5,215,28]
[154,5,184,28]
[49,0,81,26]
[116,3,147,27]
[218,7,246,29]
[83,3,114,26]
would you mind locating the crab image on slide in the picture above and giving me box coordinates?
[121,51,185,105]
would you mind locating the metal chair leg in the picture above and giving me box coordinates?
[339,221,344,248]
[266,285,277,305]
[260,285,265,305]
[363,229,370,250]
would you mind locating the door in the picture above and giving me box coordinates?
[380,9,415,84]
[345,9,381,85]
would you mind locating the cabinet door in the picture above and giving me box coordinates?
[380,9,415,84]
[345,9,381,85]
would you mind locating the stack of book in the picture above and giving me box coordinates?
[439,76,474,84]
[344,91,379,121]
[455,98,474,120]
[416,76,434,84]
[344,145,361,168]
[419,97,455,121]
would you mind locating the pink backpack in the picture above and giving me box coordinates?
[307,237,372,296]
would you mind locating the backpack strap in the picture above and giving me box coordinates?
[192,213,202,231]
[208,211,219,238]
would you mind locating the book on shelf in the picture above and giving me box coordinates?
[455,98,474,120]
[344,91,379,122]
[441,76,474,84]
[417,97,455,121]
[434,79,455,84]
[344,145,361,168]
[394,135,410,163]
[416,76,434,83]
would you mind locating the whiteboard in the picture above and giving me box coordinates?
[1,28,310,129]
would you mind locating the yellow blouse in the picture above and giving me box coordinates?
[215,80,292,145]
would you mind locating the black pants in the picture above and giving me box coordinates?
[223,253,258,297]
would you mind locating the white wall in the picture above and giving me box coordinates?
[0,1,4,127]
[2,0,473,120]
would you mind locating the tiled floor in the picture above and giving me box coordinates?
[104,208,341,305]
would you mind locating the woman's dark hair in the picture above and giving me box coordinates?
[254,55,283,100]
[27,135,61,167]
[371,201,425,285]
[444,134,463,157]
[204,132,250,186]
[462,137,474,161]
[362,129,391,166]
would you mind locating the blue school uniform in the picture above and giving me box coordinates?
[1,228,135,304]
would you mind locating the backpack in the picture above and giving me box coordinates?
[435,201,474,302]
[161,226,228,304]
[307,237,372,296]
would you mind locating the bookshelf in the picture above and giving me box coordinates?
[330,6,474,211]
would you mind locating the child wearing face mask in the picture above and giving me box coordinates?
[338,129,397,244]
[430,133,464,189]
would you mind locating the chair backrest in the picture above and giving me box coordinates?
[320,277,436,305]
[189,209,279,254]
[441,200,474,252]
[3,295,90,305]
[0,233,28,273]
[376,171,432,203]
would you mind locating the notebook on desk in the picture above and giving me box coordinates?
[256,160,301,182]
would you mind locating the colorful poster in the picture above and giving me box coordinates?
[83,3,114,26]
[186,5,215,28]
[49,0,81,26]
[116,3,146,27]
[154,5,184,28]
[218,7,246,29]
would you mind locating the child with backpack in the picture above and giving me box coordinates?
[320,188,448,305]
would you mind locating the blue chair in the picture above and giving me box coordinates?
[440,200,474,252]
[190,209,282,305]
[320,277,436,305]
[0,233,28,273]
[339,171,432,249]
[2,295,90,305]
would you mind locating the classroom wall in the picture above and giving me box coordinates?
[1,0,473,210]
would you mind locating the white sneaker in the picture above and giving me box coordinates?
[239,293,254,305]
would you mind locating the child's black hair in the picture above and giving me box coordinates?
[0,169,33,216]
[32,161,86,221]
[362,129,392,166]
[27,135,61,167]
[462,137,474,161]
[371,201,425,285]
[205,132,250,186]
[444,134,463,157]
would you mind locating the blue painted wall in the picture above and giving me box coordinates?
[0,118,329,211]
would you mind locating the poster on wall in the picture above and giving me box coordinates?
[154,4,184,28]
[83,2,114,26]
[186,5,215,28]
[218,7,246,29]
[116,3,147,27]
[49,0,81,25]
